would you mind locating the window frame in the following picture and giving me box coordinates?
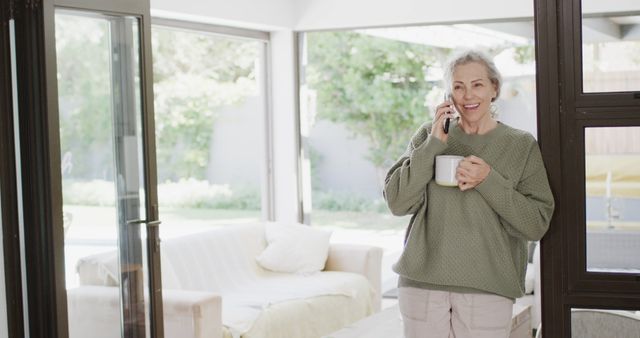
[0,1,26,337]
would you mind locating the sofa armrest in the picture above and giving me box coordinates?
[67,286,125,338]
[325,243,383,312]
[76,250,119,286]
[67,286,222,338]
[163,289,223,338]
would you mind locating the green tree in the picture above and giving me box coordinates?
[513,45,535,64]
[306,32,440,178]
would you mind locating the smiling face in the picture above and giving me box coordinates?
[450,61,498,125]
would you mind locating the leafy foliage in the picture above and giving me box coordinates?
[306,32,439,169]
[56,16,114,180]
[513,45,535,64]
[55,18,259,182]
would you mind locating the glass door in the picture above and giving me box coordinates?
[52,4,162,338]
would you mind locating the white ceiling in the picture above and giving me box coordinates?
[358,15,640,51]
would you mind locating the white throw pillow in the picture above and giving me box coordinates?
[256,222,332,273]
[525,262,535,294]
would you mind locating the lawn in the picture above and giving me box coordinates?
[64,204,410,240]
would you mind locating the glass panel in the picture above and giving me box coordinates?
[571,308,640,337]
[151,25,266,238]
[581,1,640,92]
[55,11,149,338]
[584,126,640,273]
[301,22,537,295]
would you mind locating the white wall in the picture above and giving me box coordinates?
[309,121,382,198]
[207,97,263,187]
[150,0,295,30]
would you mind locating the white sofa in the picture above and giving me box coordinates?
[68,223,383,338]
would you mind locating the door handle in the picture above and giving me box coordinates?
[126,219,162,227]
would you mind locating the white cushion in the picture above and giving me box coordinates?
[525,262,535,294]
[256,222,332,273]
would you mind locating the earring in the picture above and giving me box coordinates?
[489,103,498,118]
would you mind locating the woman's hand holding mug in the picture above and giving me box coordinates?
[455,155,491,191]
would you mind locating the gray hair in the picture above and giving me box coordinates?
[443,50,502,102]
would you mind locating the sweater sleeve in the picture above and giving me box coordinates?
[383,124,448,216]
[474,140,555,240]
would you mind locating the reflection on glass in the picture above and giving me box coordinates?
[584,127,640,273]
[571,308,640,337]
[56,11,148,338]
[582,12,640,92]
[151,25,265,238]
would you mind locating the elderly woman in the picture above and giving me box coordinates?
[384,50,555,338]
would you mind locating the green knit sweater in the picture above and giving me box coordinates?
[384,120,554,299]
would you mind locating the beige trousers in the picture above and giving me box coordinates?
[398,287,513,338]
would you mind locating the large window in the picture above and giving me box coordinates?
[151,23,270,238]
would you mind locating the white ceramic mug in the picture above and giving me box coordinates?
[435,155,464,186]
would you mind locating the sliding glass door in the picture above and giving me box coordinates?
[50,1,162,337]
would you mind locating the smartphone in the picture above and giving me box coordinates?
[443,93,456,134]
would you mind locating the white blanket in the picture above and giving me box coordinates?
[222,272,374,338]
[221,271,372,337]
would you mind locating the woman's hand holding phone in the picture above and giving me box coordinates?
[432,97,456,143]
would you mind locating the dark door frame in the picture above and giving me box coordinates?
[6,0,163,336]
[0,1,26,337]
[11,0,69,337]
[536,0,640,336]
[533,0,565,335]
